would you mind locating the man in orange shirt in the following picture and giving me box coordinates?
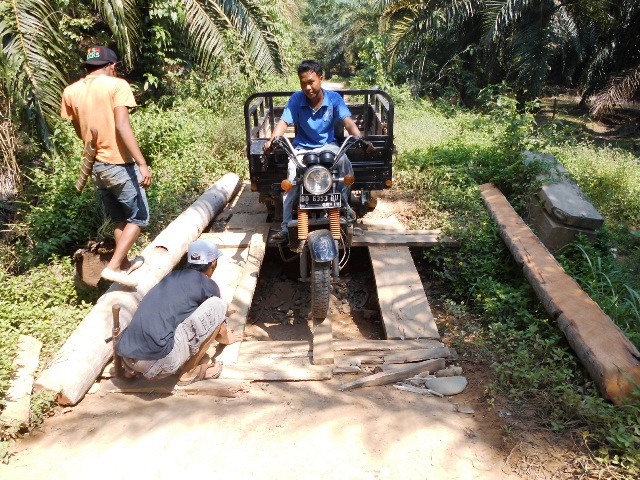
[61,46,151,288]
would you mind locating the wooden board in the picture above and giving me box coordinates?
[339,358,446,391]
[215,224,270,365]
[219,359,332,381]
[100,377,248,397]
[369,246,440,340]
[333,339,443,352]
[199,231,254,248]
[312,316,334,365]
[479,182,640,404]
[353,226,457,247]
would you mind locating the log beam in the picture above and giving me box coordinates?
[479,183,640,404]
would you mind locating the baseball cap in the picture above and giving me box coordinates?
[81,46,118,67]
[187,239,223,265]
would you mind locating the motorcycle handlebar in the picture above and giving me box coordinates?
[271,135,370,170]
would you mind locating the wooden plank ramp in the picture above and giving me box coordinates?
[363,218,440,340]
[103,190,453,395]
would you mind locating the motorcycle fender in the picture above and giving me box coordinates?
[307,230,338,263]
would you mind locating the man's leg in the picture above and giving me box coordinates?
[107,221,141,273]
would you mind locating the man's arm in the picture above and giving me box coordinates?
[114,106,152,188]
[263,119,289,153]
[343,116,375,153]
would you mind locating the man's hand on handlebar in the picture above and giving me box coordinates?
[358,138,375,154]
[263,139,274,154]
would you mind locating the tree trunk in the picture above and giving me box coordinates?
[34,173,242,405]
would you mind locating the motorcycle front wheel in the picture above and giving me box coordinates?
[310,260,331,322]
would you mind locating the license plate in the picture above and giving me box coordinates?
[300,193,341,209]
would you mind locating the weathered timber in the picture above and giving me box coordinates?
[0,335,42,427]
[374,358,446,374]
[198,231,254,248]
[34,173,242,406]
[215,222,269,365]
[333,339,443,352]
[312,316,334,365]
[339,359,446,391]
[238,340,311,355]
[369,246,439,340]
[479,183,640,404]
[219,359,332,381]
[101,377,248,398]
[353,228,457,247]
[382,346,452,364]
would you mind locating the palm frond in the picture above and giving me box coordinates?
[590,65,640,119]
[181,0,284,75]
[0,0,75,145]
[92,0,143,68]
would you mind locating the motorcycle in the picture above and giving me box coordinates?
[270,134,369,322]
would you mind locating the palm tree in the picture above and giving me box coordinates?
[0,0,288,146]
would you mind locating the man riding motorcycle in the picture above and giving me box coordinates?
[263,59,374,241]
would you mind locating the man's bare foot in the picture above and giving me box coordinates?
[217,329,244,345]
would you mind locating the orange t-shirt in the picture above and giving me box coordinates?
[60,74,137,165]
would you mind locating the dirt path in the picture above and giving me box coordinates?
[1,194,564,479]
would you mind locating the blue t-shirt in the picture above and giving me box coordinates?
[281,89,352,149]
[116,269,221,360]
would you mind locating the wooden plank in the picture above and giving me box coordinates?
[383,346,452,364]
[479,182,640,404]
[199,231,254,248]
[238,341,311,355]
[369,246,440,340]
[219,359,332,381]
[374,358,446,373]
[100,377,248,397]
[353,231,456,247]
[0,335,42,427]
[333,339,443,352]
[312,316,334,365]
[339,359,446,391]
[215,224,269,365]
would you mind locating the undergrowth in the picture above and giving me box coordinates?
[394,85,640,477]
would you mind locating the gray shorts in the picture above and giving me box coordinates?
[125,296,227,379]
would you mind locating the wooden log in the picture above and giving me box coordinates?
[34,173,242,406]
[369,246,440,340]
[339,358,446,391]
[0,335,42,427]
[479,183,640,404]
[100,377,248,398]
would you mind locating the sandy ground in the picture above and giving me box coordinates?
[1,194,569,480]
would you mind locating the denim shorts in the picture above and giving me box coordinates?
[92,162,150,227]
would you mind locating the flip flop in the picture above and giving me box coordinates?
[101,268,138,288]
[177,361,223,386]
[126,255,145,275]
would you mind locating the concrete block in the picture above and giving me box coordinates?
[529,196,598,251]
[538,179,604,230]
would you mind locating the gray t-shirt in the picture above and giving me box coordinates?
[116,269,220,360]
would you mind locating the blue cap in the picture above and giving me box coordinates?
[187,239,223,264]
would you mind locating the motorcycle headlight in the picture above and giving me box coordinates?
[303,166,333,195]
